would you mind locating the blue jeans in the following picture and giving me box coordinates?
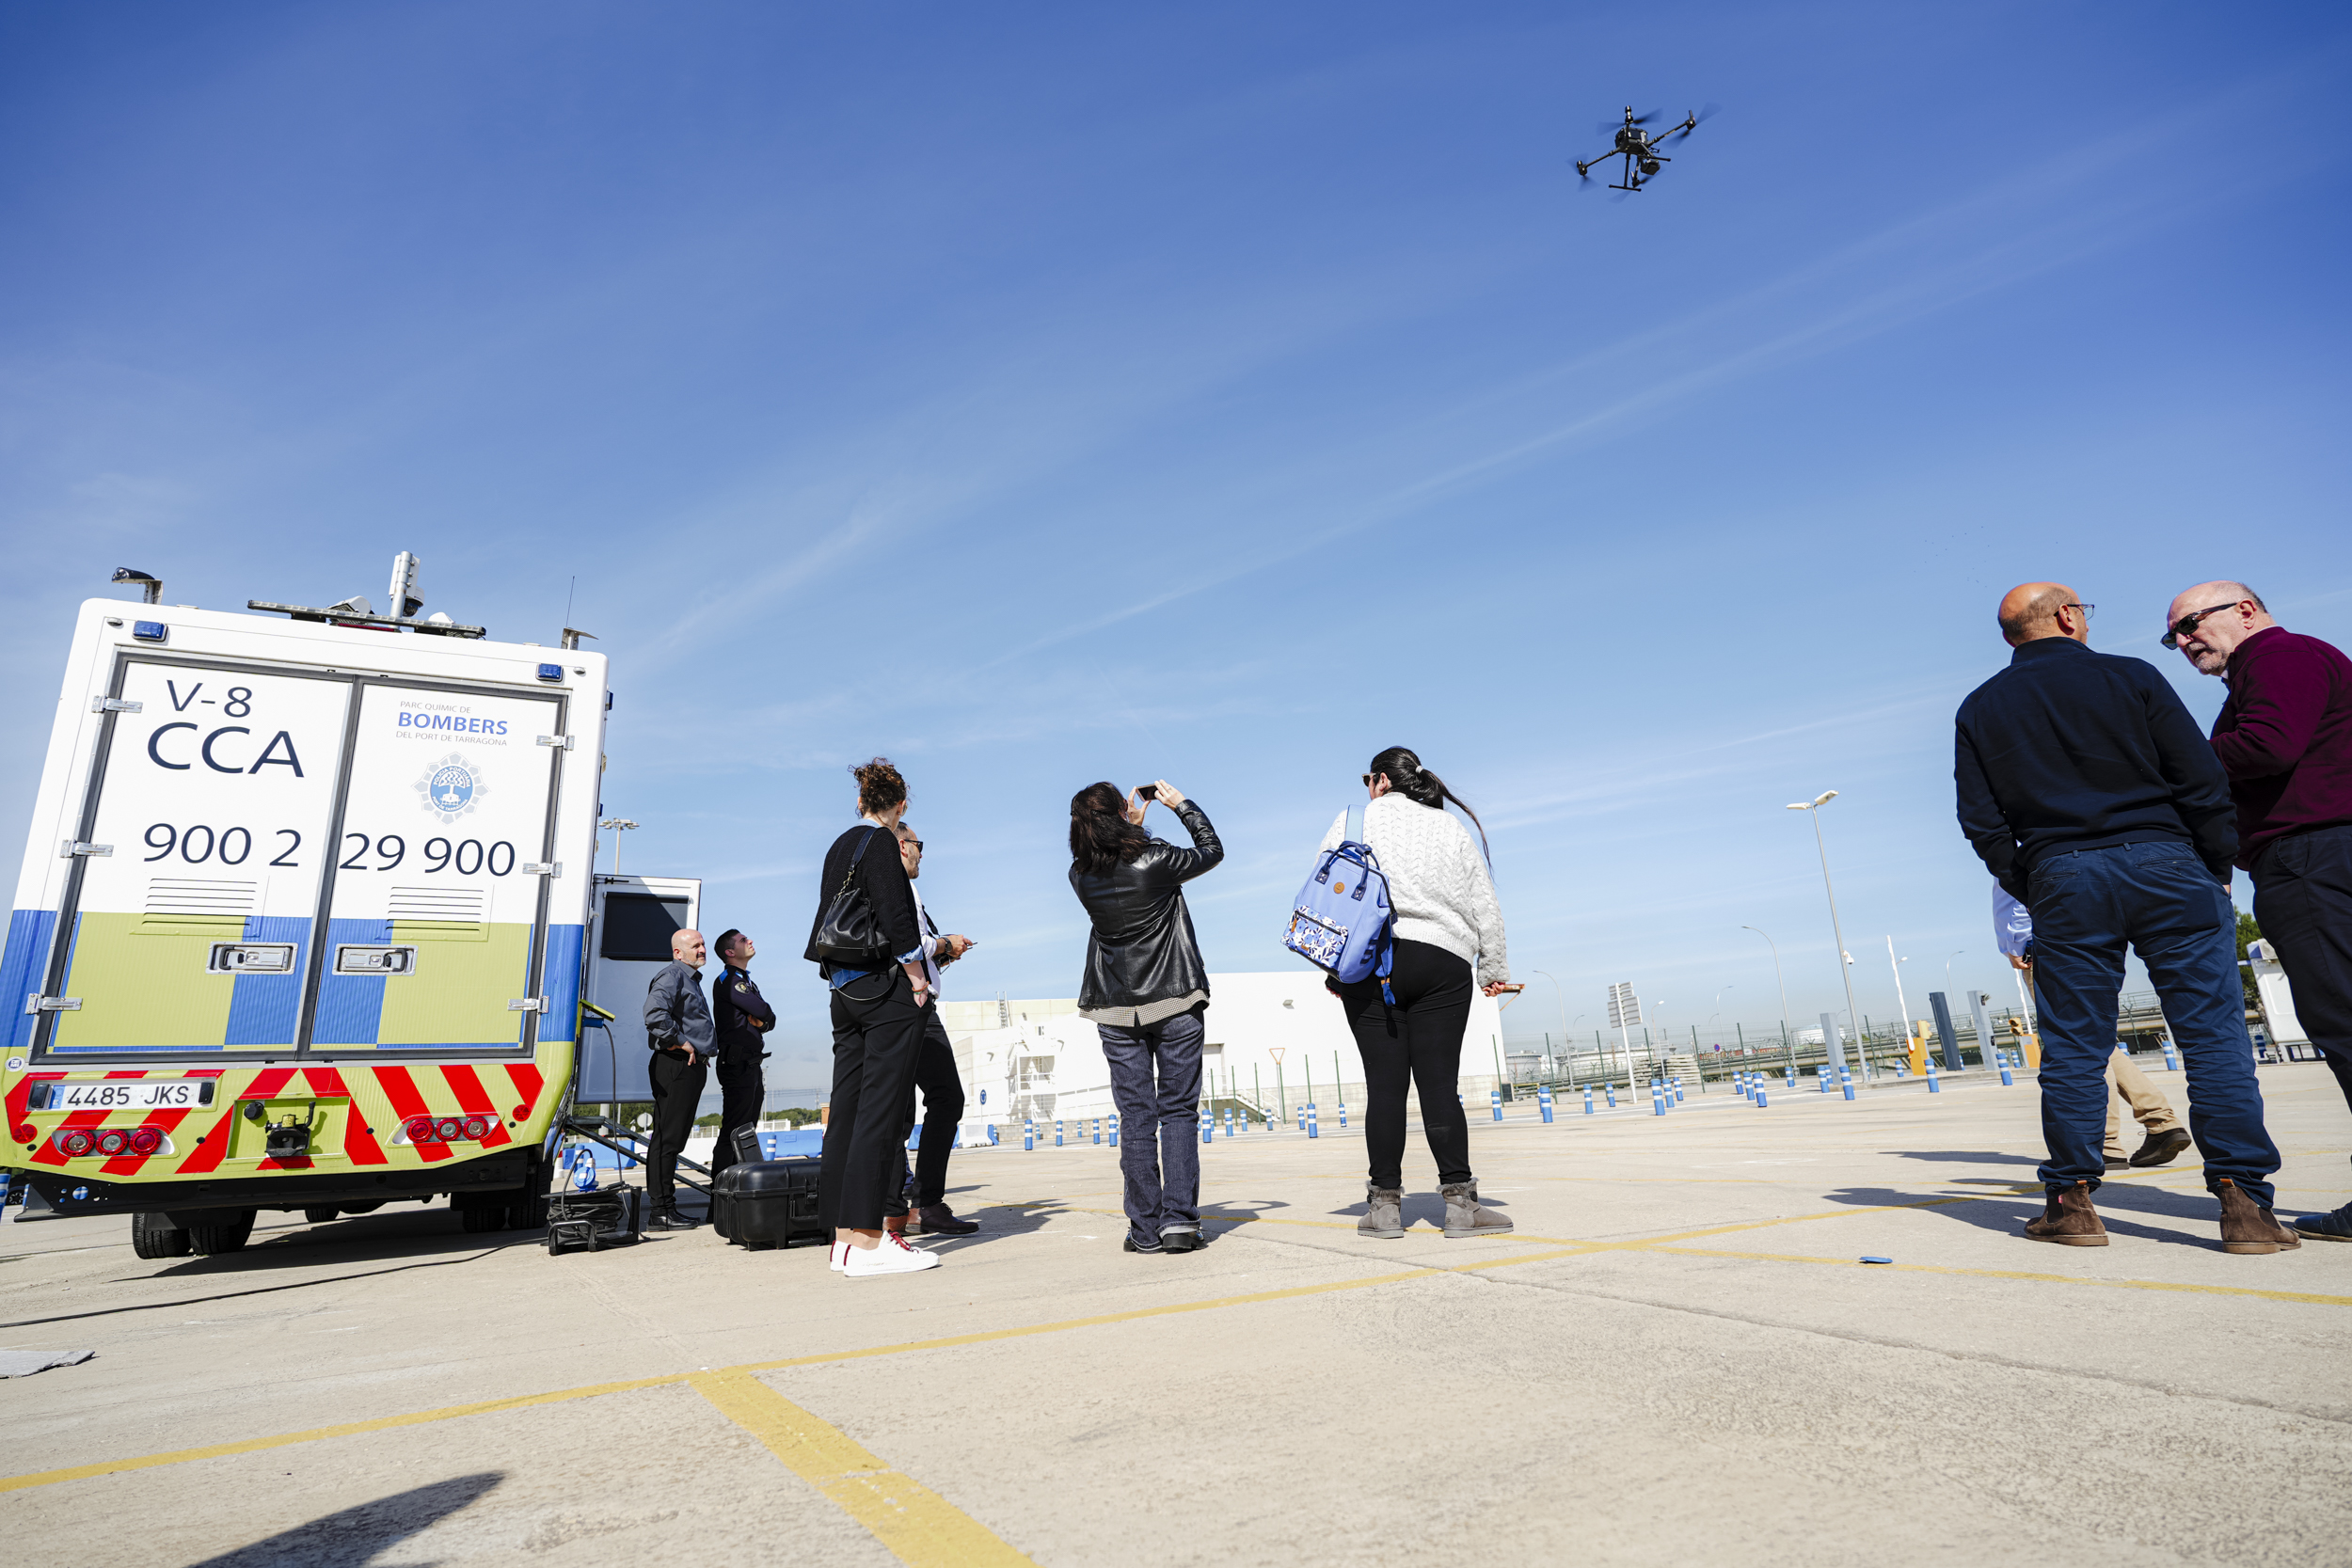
[1097,1007,1204,1246]
[2029,841,2280,1205]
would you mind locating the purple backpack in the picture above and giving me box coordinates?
[1283,804,1395,1000]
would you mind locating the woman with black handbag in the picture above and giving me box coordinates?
[805,758,941,1277]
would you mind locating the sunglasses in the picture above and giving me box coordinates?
[2162,601,2242,650]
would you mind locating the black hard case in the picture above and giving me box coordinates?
[712,1155,824,1250]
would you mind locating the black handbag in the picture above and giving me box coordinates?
[812,827,895,967]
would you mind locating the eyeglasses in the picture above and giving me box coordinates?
[2065,602,2095,620]
[901,839,924,851]
[2162,602,2241,650]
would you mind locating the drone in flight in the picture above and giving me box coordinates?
[1578,105,1712,193]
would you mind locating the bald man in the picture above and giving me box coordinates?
[643,927,714,1230]
[1955,583,2296,1255]
[2164,581,2352,1242]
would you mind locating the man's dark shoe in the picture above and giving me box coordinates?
[2023,1181,2108,1246]
[910,1204,979,1236]
[1161,1230,1204,1253]
[2130,1127,2194,1168]
[2292,1202,2352,1242]
[1121,1235,1163,1254]
[2216,1178,2301,1255]
[2103,1157,2129,1172]
[650,1209,699,1231]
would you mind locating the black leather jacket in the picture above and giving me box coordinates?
[1071,800,1223,1010]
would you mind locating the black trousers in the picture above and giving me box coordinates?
[1336,940,1475,1189]
[709,1057,766,1178]
[646,1048,707,1212]
[890,1006,966,1212]
[819,969,928,1233]
[2251,823,2352,1114]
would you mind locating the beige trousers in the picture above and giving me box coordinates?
[2106,1047,2183,1158]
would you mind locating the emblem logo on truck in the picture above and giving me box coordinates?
[415,753,488,824]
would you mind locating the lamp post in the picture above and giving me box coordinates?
[1533,970,1570,1081]
[1886,937,1915,1065]
[598,817,639,877]
[1742,925,1795,1083]
[1786,791,1870,1082]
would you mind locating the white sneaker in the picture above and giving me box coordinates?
[844,1233,942,1276]
[829,1239,849,1272]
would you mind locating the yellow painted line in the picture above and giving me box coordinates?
[691,1368,1034,1567]
[0,1371,682,1495]
[1645,1244,2352,1307]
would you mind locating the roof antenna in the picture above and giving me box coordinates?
[112,567,162,605]
[562,626,597,652]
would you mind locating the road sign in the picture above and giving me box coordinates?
[1607,982,1642,1030]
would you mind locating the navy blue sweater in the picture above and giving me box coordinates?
[1954,636,2237,901]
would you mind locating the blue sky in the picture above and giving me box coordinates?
[4,3,2347,1098]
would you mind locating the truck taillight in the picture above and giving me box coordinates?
[404,1116,439,1144]
[94,1129,130,1157]
[460,1115,490,1140]
[56,1129,95,1157]
[128,1127,163,1156]
[434,1117,464,1142]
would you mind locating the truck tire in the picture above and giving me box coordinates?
[186,1209,257,1255]
[132,1210,192,1259]
[506,1191,549,1231]
[303,1206,340,1224]
[460,1203,507,1233]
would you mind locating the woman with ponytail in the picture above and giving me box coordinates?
[1322,747,1520,1241]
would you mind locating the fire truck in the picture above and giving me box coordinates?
[1,557,616,1256]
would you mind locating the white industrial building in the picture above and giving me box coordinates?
[937,971,1510,1132]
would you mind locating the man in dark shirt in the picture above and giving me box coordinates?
[643,927,714,1230]
[708,928,776,1180]
[1955,582,2295,1254]
[2165,579,2352,1242]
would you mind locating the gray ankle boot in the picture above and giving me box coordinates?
[1359,1184,1404,1238]
[1440,1181,1513,1239]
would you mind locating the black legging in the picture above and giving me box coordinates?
[1336,940,1474,1189]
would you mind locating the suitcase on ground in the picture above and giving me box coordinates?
[712,1155,824,1250]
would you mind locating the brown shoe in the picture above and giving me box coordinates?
[2215,1179,2301,1255]
[2130,1127,2193,1167]
[2023,1181,2108,1246]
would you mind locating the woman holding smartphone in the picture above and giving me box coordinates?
[1324,747,1520,1240]
[1069,778,1223,1255]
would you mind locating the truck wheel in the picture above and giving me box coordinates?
[507,1192,549,1231]
[340,1201,384,1215]
[132,1210,192,1259]
[460,1203,507,1233]
[303,1207,341,1224]
[186,1210,256,1255]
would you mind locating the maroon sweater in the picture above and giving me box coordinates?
[2211,626,2352,867]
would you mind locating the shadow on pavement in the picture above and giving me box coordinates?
[1884,1149,2043,1166]
[1822,1181,2222,1249]
[184,1470,501,1568]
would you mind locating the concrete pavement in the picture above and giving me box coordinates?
[4,1061,2348,1566]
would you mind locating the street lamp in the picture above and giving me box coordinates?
[1533,970,1570,1079]
[1886,938,1915,1063]
[599,817,639,876]
[1785,791,1870,1081]
[1742,925,1795,1082]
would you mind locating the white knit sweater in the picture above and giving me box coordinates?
[1319,795,1508,986]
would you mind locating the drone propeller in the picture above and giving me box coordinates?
[1664,102,1721,140]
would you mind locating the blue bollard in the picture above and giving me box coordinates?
[1651,1083,1666,1117]
[1056,1119,1065,1147]
[1926,1062,1941,1094]
[1093,1117,1103,1147]
[1756,1086,1769,1108]
[1024,1118,1036,1151]
[1672,1077,1685,1104]
[1306,1104,1319,1140]
[1297,1103,1307,1132]
[1841,1075,1856,1101]
[1819,1067,1833,1094]
[1539,1086,1554,1124]
[1583,1085,1596,1115]
[1605,1083,1617,1109]
[2161,1038,2180,1071]
[1338,1101,1348,1129]
[1200,1108,1213,1146]
[1224,1107,1235,1138]
[1491,1088,1503,1122]
[1109,1113,1120,1148]
[1998,1057,2015,1086]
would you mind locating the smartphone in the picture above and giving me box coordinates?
[1136,784,1158,801]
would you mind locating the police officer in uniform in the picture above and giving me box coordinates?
[709,928,776,1176]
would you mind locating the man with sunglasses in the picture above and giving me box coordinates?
[2163,581,2352,1242]
[1955,583,2296,1255]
